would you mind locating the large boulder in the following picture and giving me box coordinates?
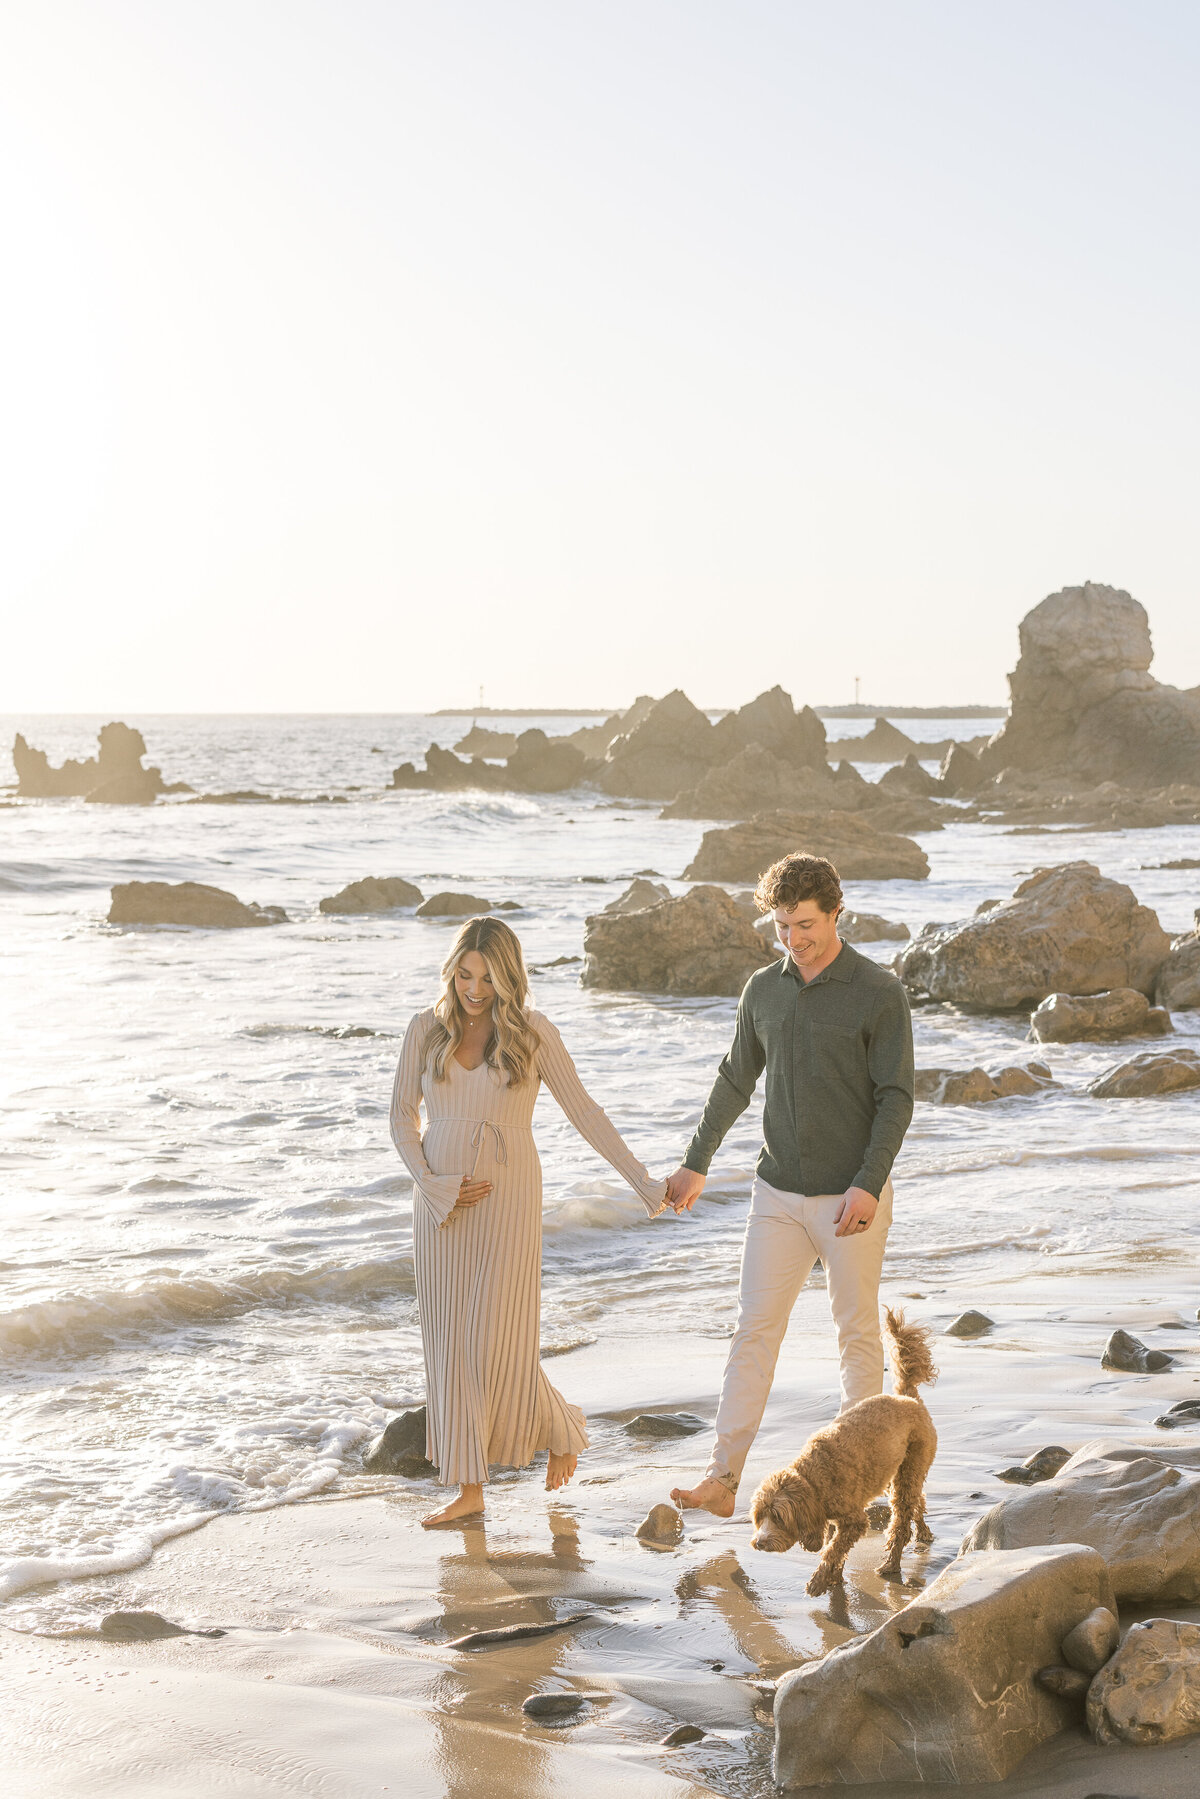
[415,892,493,918]
[1088,1047,1200,1098]
[319,877,423,914]
[581,885,776,996]
[877,753,940,799]
[980,582,1200,786]
[1088,1617,1200,1747]
[709,687,827,767]
[1031,987,1173,1042]
[938,741,986,796]
[108,881,287,928]
[773,1544,1115,1788]
[14,721,170,802]
[663,750,834,820]
[961,1443,1200,1604]
[596,690,718,800]
[504,728,589,792]
[683,810,930,884]
[895,863,1170,1009]
[1157,910,1200,1010]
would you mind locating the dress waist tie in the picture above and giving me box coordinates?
[469,1119,508,1177]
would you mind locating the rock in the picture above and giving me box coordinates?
[878,753,941,799]
[945,1310,994,1338]
[896,863,1171,1009]
[979,582,1200,788]
[1089,1048,1200,1098]
[1031,988,1174,1042]
[362,1407,436,1477]
[562,695,658,757]
[992,1063,1058,1097]
[99,1612,202,1641]
[636,1503,684,1548]
[1157,911,1200,1011]
[996,1446,1072,1485]
[581,886,775,996]
[660,1724,706,1746]
[415,892,493,919]
[662,747,832,820]
[521,1692,587,1720]
[14,721,170,802]
[914,1065,1056,1105]
[683,810,930,884]
[1036,1665,1091,1699]
[773,1543,1116,1789]
[596,690,719,800]
[453,724,517,757]
[625,1412,706,1438]
[961,1442,1200,1603]
[1155,1400,1200,1429]
[1101,1328,1173,1372]
[831,717,927,763]
[108,882,287,929]
[938,742,986,797]
[1088,1617,1200,1747]
[391,744,502,790]
[1062,1605,1120,1674]
[448,1612,593,1649]
[710,687,827,768]
[603,878,671,914]
[319,876,424,914]
[838,910,910,943]
[504,729,589,793]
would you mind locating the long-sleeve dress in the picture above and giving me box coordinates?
[389,1007,666,1487]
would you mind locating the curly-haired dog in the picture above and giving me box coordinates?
[749,1308,937,1595]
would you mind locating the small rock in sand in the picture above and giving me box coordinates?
[522,1692,587,1720]
[625,1412,706,1438]
[635,1503,683,1548]
[415,892,493,918]
[996,1446,1071,1485]
[1155,1399,1200,1429]
[361,1406,436,1476]
[660,1724,706,1746]
[1102,1328,1172,1372]
[945,1310,994,1338]
[100,1611,224,1641]
[1088,1617,1200,1746]
[1036,1665,1091,1699]
[1062,1605,1120,1674]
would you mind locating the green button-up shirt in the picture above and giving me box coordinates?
[683,940,914,1199]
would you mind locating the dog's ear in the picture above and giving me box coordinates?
[761,1472,817,1550]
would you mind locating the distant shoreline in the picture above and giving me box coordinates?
[432,703,1007,719]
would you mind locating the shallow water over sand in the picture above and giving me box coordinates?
[2,711,1198,1641]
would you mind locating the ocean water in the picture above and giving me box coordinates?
[2,711,1198,1630]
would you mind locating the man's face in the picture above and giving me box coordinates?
[772,898,841,970]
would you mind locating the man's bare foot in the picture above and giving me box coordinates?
[546,1452,578,1491]
[670,1477,736,1518]
[422,1483,484,1527]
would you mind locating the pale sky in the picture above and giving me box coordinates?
[2,1,1199,713]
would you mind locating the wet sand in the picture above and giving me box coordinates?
[7,1275,1200,1797]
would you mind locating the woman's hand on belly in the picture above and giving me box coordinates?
[453,1176,492,1213]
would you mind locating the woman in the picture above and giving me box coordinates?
[390,915,665,1526]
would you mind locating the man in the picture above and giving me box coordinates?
[666,852,914,1518]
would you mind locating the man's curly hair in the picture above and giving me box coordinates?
[754,853,843,916]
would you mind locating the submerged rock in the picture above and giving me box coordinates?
[635,1503,684,1548]
[108,882,287,929]
[415,892,493,918]
[1031,987,1173,1042]
[773,1544,1115,1788]
[1102,1328,1173,1372]
[996,1446,1072,1485]
[1089,1049,1200,1098]
[1088,1617,1200,1746]
[319,876,424,914]
[683,810,930,884]
[961,1442,1200,1603]
[582,886,775,997]
[915,1064,1057,1105]
[625,1412,706,1438]
[362,1406,436,1477]
[897,863,1170,1009]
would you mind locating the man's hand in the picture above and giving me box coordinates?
[834,1186,877,1237]
[454,1175,492,1212]
[666,1166,706,1213]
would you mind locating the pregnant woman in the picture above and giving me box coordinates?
[390,915,666,1526]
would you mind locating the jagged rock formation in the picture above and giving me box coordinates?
[564,695,657,756]
[877,753,940,799]
[598,687,826,803]
[392,729,588,794]
[603,878,671,913]
[709,686,826,766]
[108,882,287,928]
[581,885,776,995]
[979,582,1200,787]
[663,749,828,820]
[684,811,931,884]
[14,722,178,804]
[896,864,1170,1008]
[1157,910,1200,1010]
[452,724,517,757]
[319,877,424,914]
[595,689,719,800]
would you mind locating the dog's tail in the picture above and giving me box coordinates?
[885,1307,938,1398]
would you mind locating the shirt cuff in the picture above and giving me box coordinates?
[416,1173,464,1229]
[851,1168,885,1201]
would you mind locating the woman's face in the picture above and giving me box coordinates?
[454,950,495,1022]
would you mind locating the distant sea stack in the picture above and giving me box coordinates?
[13,722,189,804]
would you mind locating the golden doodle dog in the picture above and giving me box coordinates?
[749,1308,937,1595]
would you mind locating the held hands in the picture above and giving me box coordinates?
[834,1186,877,1237]
[454,1175,492,1212]
[665,1166,706,1214]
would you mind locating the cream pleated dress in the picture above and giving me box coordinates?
[390,1007,666,1486]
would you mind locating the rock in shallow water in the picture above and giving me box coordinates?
[635,1503,683,1548]
[1102,1328,1172,1372]
[945,1309,994,1338]
[1031,987,1173,1042]
[582,886,775,997]
[361,1406,436,1477]
[625,1412,706,1438]
[319,876,423,913]
[415,891,493,918]
[996,1445,1071,1485]
[1088,1617,1200,1746]
[108,881,287,929]
[1089,1049,1200,1098]
[1156,1399,1200,1429]
[100,1611,224,1641]
[660,1723,706,1746]
[521,1691,587,1719]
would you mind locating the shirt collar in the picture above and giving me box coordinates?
[780,940,857,986]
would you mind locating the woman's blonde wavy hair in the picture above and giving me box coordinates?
[425,916,540,1086]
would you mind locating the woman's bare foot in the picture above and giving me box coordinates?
[670,1477,736,1518]
[546,1452,578,1491]
[422,1483,484,1527]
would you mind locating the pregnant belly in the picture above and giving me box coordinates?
[421,1119,474,1177]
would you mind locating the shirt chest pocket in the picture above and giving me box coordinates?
[814,1021,866,1078]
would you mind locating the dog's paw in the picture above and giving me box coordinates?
[875,1559,903,1582]
[916,1522,934,1545]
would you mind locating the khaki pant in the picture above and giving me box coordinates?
[706,1175,893,1493]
